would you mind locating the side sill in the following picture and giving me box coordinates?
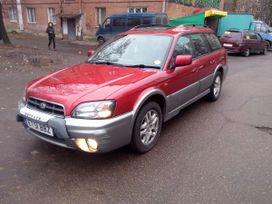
[164,89,210,122]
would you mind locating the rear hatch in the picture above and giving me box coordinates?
[220,30,243,48]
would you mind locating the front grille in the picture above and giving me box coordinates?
[27,97,65,117]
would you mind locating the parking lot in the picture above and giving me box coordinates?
[1,40,272,203]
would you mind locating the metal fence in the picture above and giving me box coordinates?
[170,0,221,9]
[195,0,220,8]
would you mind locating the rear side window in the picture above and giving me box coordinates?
[205,33,222,51]
[222,31,242,39]
[127,18,141,27]
[155,17,161,24]
[244,32,258,40]
[162,17,168,25]
[142,17,152,25]
[189,34,211,58]
[112,18,126,27]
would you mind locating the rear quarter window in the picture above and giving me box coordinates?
[205,33,222,51]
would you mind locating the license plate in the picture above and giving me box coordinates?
[25,119,54,137]
[223,43,233,47]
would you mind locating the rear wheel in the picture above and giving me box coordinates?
[207,72,222,102]
[130,102,162,153]
[261,46,268,55]
[242,48,250,57]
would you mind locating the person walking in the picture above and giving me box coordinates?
[46,22,56,50]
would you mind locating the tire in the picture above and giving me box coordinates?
[97,37,105,45]
[207,72,222,102]
[242,48,250,57]
[130,102,163,153]
[261,46,268,55]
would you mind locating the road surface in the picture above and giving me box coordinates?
[1,47,272,204]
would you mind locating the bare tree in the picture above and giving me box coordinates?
[0,2,11,44]
[227,0,272,26]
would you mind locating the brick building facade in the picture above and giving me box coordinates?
[2,0,224,40]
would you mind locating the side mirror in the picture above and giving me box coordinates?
[174,55,192,67]
[87,50,95,57]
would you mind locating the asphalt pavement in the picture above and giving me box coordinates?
[1,47,272,204]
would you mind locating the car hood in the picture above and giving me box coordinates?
[27,63,159,115]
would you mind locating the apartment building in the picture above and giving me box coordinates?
[2,0,224,40]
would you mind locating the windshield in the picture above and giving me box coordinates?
[88,34,172,69]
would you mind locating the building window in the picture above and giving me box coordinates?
[48,8,56,24]
[128,7,147,13]
[27,8,36,23]
[8,7,17,22]
[96,7,106,26]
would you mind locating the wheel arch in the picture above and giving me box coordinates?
[214,64,228,82]
[132,89,167,122]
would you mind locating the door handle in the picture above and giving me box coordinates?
[209,60,215,65]
[190,67,198,73]
[198,65,205,69]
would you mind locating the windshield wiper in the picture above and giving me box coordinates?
[125,64,160,69]
[88,61,124,66]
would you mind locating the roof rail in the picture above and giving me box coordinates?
[177,23,209,28]
[131,24,171,30]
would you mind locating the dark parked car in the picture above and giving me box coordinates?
[220,29,268,56]
[95,13,168,44]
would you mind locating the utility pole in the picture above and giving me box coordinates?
[16,0,23,30]
[162,0,166,13]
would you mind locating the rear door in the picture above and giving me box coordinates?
[203,33,225,90]
[189,33,213,93]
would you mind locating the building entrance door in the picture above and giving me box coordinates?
[67,18,76,40]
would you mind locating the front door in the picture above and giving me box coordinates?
[166,35,199,112]
[67,18,76,40]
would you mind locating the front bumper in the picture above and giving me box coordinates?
[17,103,134,153]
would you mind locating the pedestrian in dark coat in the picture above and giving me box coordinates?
[46,22,56,50]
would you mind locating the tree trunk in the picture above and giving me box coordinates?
[0,2,11,45]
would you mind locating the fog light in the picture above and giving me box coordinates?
[75,138,98,153]
[87,139,98,152]
[75,138,90,152]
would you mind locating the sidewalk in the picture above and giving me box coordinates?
[9,33,98,56]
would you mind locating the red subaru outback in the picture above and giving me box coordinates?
[17,25,228,153]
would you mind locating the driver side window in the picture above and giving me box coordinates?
[171,36,193,67]
[173,36,193,57]
[103,18,111,29]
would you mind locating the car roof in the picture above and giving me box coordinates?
[226,29,258,34]
[110,13,167,18]
[124,25,214,36]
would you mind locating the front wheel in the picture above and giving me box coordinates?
[130,102,162,153]
[207,72,222,102]
[97,37,105,45]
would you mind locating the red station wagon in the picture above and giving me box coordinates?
[220,29,268,57]
[17,25,228,153]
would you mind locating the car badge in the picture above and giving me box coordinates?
[39,102,46,110]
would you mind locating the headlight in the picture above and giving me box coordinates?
[72,100,115,119]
